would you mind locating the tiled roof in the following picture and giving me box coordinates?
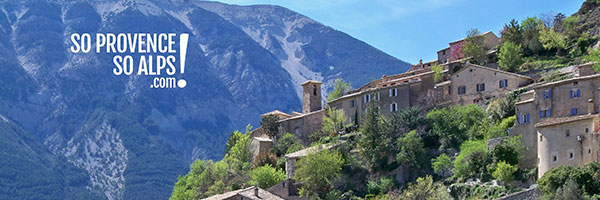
[535,114,598,128]
[278,109,325,122]
[453,63,532,80]
[261,110,291,118]
[285,143,335,159]
[301,80,322,86]
[515,98,534,105]
[534,74,600,89]
[202,186,283,200]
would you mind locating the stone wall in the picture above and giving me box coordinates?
[495,187,540,200]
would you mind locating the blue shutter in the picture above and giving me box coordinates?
[546,109,550,117]
[526,113,530,123]
[548,90,552,99]
[505,80,508,87]
[518,114,523,124]
[570,90,573,98]
[539,110,543,118]
[543,91,547,99]
[571,108,576,116]
[577,89,580,97]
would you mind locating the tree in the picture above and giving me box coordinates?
[396,130,427,169]
[321,108,348,137]
[432,64,443,83]
[486,88,526,124]
[399,176,452,200]
[294,150,344,197]
[462,28,487,65]
[359,103,391,170]
[498,41,524,72]
[225,131,243,154]
[453,140,488,180]
[538,163,600,199]
[327,78,351,101]
[500,19,523,45]
[539,26,567,56]
[432,154,453,178]
[521,17,544,55]
[248,164,285,189]
[555,179,583,200]
[489,136,524,166]
[224,126,252,172]
[271,133,302,157]
[427,105,487,149]
[260,114,279,138]
[492,161,517,184]
[387,106,426,137]
[585,49,600,72]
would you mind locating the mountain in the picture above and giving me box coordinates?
[0,0,411,199]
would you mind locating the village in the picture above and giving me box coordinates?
[191,26,600,199]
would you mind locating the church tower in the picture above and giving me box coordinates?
[301,80,322,113]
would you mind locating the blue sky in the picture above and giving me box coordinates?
[215,0,584,64]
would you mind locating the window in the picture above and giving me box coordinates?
[569,152,574,160]
[524,113,530,123]
[458,86,466,94]
[313,85,317,95]
[390,103,398,112]
[499,79,508,88]
[476,83,485,92]
[553,155,558,162]
[566,129,571,137]
[351,100,355,108]
[364,94,371,103]
[570,89,581,98]
[375,92,380,101]
[586,127,590,133]
[539,135,543,142]
[389,88,397,97]
[376,106,380,114]
[543,90,552,99]
[571,108,578,116]
[295,127,300,134]
[539,109,550,118]
[589,149,592,155]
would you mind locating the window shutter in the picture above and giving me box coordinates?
[546,109,550,117]
[577,89,580,97]
[389,89,392,97]
[542,91,546,99]
[571,108,576,116]
[499,80,502,88]
[526,113,530,123]
[518,114,523,124]
[570,90,573,98]
[504,80,508,87]
[548,90,551,99]
[539,110,543,118]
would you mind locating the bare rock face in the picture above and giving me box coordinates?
[0,0,409,199]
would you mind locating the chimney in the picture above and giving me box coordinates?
[419,59,423,65]
[588,99,595,114]
[254,186,259,197]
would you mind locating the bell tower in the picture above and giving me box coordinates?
[302,80,322,113]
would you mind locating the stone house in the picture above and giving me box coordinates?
[437,31,500,65]
[510,63,599,177]
[327,68,436,125]
[260,80,326,144]
[442,63,533,106]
